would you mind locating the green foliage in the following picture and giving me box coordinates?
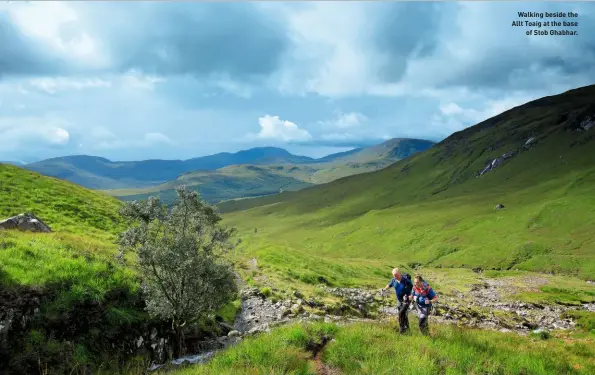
[530,329,552,340]
[216,299,242,324]
[563,311,595,332]
[510,279,595,306]
[118,186,238,352]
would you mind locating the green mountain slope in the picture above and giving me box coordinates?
[25,147,316,190]
[106,138,434,204]
[0,163,123,236]
[219,84,595,280]
[0,163,129,296]
[0,164,142,373]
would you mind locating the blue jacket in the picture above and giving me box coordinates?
[388,276,413,302]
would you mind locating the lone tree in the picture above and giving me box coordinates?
[117,186,238,355]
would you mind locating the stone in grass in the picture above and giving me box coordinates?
[0,213,51,233]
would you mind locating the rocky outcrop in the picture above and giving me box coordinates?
[476,151,517,177]
[476,133,544,178]
[580,115,595,131]
[234,288,293,333]
[0,213,51,233]
[560,106,595,133]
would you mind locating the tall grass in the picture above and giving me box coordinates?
[169,321,595,375]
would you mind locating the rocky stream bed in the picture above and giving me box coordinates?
[150,276,595,371]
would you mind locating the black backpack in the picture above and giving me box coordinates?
[403,273,413,291]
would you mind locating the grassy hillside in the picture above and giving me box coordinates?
[107,139,435,204]
[0,164,144,373]
[168,321,595,375]
[0,163,123,237]
[218,84,595,286]
[0,163,134,306]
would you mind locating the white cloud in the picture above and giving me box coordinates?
[271,3,379,97]
[319,111,368,129]
[94,132,174,150]
[89,126,117,141]
[431,93,541,137]
[28,77,112,94]
[439,103,464,116]
[143,132,174,145]
[121,70,165,90]
[321,132,356,141]
[13,72,166,95]
[7,1,107,68]
[253,115,312,142]
[209,75,253,98]
[45,127,70,145]
[0,116,71,152]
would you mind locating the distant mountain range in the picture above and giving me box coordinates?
[24,138,435,203]
[24,147,319,190]
[104,138,435,204]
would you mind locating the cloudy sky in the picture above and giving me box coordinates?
[1,1,594,162]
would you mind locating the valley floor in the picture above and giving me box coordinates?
[150,264,595,375]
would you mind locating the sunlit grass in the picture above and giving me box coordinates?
[169,321,595,375]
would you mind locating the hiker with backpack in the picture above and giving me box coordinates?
[381,268,413,334]
[409,274,438,335]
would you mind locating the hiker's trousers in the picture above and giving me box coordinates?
[397,300,410,332]
[416,303,432,335]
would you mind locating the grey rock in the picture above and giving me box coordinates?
[477,152,517,177]
[524,137,536,147]
[580,115,595,131]
[0,213,51,233]
[292,290,304,299]
[227,330,240,338]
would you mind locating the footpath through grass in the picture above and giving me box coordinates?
[167,320,595,375]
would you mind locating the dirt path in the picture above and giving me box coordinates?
[314,355,342,375]
[307,335,343,375]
